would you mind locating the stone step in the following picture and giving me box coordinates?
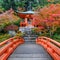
[9,54,51,58]
[24,36,37,37]
[8,58,52,60]
[24,37,36,40]
[24,37,36,39]
[25,42,36,44]
[24,36,38,37]
[24,40,36,43]
[24,38,36,40]
[24,35,38,37]
[24,40,36,41]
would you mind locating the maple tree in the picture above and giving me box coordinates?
[0,9,21,32]
[32,4,60,37]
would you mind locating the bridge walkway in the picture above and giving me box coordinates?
[8,27,53,60]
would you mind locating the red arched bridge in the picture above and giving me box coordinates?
[0,36,60,60]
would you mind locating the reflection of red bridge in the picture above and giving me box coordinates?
[0,37,60,60]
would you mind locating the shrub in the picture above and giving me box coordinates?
[4,24,19,32]
[0,34,11,42]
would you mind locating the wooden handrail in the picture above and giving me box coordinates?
[0,37,24,60]
[36,37,60,60]
[38,37,60,47]
[0,38,13,46]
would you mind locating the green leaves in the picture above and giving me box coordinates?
[0,34,11,42]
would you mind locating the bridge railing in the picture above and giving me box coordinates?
[0,37,24,60]
[36,37,60,60]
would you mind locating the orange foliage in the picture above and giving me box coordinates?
[0,9,20,25]
[32,4,60,34]
[32,4,60,27]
